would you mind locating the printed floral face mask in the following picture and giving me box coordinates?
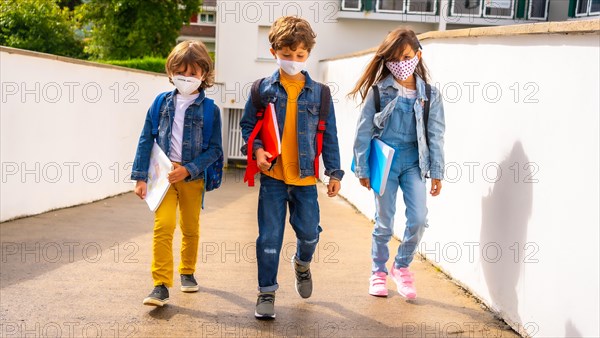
[385,54,419,81]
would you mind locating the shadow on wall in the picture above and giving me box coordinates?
[480,141,533,329]
[565,319,583,337]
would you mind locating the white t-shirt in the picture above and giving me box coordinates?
[169,93,199,163]
[393,81,418,99]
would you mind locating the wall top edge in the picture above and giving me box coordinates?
[0,46,168,78]
[320,19,600,62]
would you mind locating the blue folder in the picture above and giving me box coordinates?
[351,138,395,196]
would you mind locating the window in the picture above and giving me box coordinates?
[200,13,215,24]
[189,12,215,25]
[377,0,405,12]
[257,26,274,60]
[451,0,483,16]
[407,0,437,14]
[576,0,600,16]
[528,0,549,19]
[342,0,362,11]
[483,0,514,18]
[592,0,600,14]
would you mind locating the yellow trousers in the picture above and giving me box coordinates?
[152,179,203,287]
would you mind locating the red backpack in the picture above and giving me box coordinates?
[243,78,331,186]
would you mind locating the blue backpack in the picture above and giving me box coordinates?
[149,92,223,192]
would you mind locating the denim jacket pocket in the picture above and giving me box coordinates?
[306,103,320,131]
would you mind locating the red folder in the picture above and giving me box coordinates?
[244,103,281,186]
[259,102,281,161]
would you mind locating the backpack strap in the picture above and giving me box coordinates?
[424,83,431,147]
[244,78,267,187]
[372,85,381,112]
[314,83,331,179]
[201,97,215,150]
[150,92,169,138]
[251,78,265,116]
[200,96,216,207]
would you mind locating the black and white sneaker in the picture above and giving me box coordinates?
[292,256,313,299]
[143,284,169,306]
[180,274,199,292]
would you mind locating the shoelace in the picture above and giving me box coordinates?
[295,269,311,281]
[258,294,275,304]
[182,275,196,283]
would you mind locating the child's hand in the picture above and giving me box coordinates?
[327,178,341,197]
[135,181,147,199]
[359,178,371,190]
[430,179,442,196]
[168,163,189,184]
[255,148,273,171]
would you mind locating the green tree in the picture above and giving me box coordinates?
[79,0,201,60]
[0,0,84,58]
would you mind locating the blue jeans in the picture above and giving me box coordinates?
[256,175,322,292]
[372,142,428,274]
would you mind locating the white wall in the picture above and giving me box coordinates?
[322,32,600,338]
[0,48,173,222]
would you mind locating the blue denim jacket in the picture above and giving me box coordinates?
[240,70,344,181]
[353,74,445,180]
[131,89,223,182]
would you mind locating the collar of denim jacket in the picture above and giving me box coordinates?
[166,88,207,107]
[269,69,315,92]
[380,73,428,102]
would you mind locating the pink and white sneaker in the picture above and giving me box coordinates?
[391,266,417,300]
[369,272,388,297]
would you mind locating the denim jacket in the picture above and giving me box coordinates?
[240,70,344,181]
[131,89,223,182]
[353,74,445,180]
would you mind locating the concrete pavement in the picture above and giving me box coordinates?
[0,169,519,337]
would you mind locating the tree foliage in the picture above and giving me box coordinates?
[0,0,84,58]
[79,0,201,60]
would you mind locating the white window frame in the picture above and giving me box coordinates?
[527,0,549,20]
[341,0,362,11]
[588,0,600,15]
[575,0,592,18]
[482,0,515,19]
[450,0,484,17]
[376,0,407,13]
[199,12,216,24]
[406,0,438,14]
[574,0,595,16]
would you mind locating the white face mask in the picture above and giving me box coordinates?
[172,75,203,95]
[385,54,420,81]
[276,58,306,76]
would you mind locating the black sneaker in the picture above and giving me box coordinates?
[254,292,276,319]
[143,284,169,306]
[292,256,312,298]
[180,274,199,292]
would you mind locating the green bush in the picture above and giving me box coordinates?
[0,0,84,58]
[100,57,167,73]
[79,0,201,60]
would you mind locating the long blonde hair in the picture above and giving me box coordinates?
[348,28,430,103]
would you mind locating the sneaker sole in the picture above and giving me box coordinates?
[254,311,276,319]
[143,297,169,306]
[390,273,417,300]
[398,291,417,300]
[180,286,199,292]
[369,291,389,297]
[291,257,312,299]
